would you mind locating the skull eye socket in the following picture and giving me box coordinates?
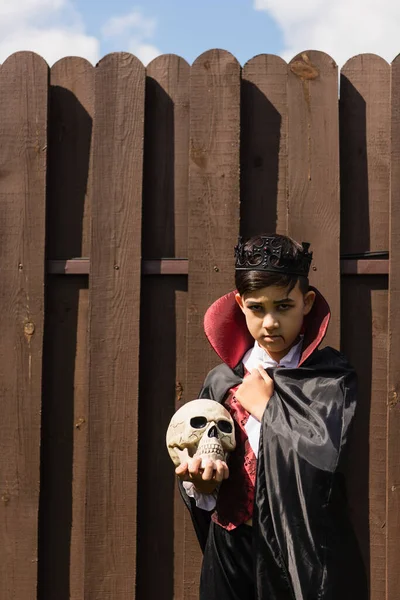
[217,420,233,434]
[190,416,208,429]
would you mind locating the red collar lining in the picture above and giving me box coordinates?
[204,287,331,369]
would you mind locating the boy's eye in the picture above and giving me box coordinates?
[248,305,262,312]
[278,304,291,311]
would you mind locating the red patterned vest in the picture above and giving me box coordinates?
[211,380,257,531]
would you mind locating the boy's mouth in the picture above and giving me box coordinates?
[264,334,282,342]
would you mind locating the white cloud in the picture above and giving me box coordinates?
[0,0,99,65]
[0,27,99,66]
[101,9,161,65]
[0,2,161,66]
[255,0,400,66]
[0,0,65,22]
[102,11,156,40]
[130,43,161,65]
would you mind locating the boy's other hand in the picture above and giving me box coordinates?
[235,366,274,421]
[175,456,229,494]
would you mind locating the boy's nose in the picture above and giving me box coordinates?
[263,314,279,329]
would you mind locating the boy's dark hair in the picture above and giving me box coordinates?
[235,233,310,296]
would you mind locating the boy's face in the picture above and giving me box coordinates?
[235,281,316,362]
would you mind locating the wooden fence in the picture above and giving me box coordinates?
[0,49,398,600]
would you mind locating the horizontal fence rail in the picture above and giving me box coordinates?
[46,258,390,275]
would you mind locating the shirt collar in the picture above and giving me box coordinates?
[243,335,304,371]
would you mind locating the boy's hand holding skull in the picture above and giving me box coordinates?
[166,399,235,494]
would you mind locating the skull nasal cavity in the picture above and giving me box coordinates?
[208,425,218,439]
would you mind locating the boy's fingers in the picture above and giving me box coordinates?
[214,460,225,482]
[175,462,187,475]
[182,457,229,482]
[222,462,230,479]
[188,456,202,476]
[202,459,215,480]
[250,368,263,379]
[175,463,189,481]
[257,365,273,383]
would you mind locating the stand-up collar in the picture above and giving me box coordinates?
[203,287,330,370]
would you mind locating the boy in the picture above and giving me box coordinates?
[176,234,367,600]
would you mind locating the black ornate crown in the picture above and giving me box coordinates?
[234,236,313,277]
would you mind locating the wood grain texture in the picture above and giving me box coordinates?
[136,54,190,600]
[387,54,400,600]
[46,258,389,276]
[341,277,388,599]
[0,52,47,600]
[187,49,241,397]
[39,278,89,600]
[186,49,241,598]
[142,54,190,258]
[86,53,145,599]
[340,55,390,255]
[288,51,340,349]
[46,57,93,259]
[340,55,391,600]
[241,54,288,237]
[38,56,94,600]
[0,47,395,600]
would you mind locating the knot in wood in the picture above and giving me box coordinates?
[290,53,319,81]
[388,390,398,407]
[190,142,208,169]
[24,322,35,336]
[175,381,184,404]
[75,417,86,430]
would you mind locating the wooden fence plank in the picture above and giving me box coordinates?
[38,57,94,600]
[186,49,241,599]
[0,52,47,600]
[340,55,390,600]
[287,51,340,348]
[241,54,288,237]
[341,55,390,255]
[341,276,388,596]
[136,54,190,600]
[340,54,391,600]
[85,53,145,599]
[387,54,400,600]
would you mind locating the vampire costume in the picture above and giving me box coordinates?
[179,236,368,600]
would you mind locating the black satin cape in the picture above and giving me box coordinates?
[179,288,368,600]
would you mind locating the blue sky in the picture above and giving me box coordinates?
[0,1,399,67]
[81,0,283,65]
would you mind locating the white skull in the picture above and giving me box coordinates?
[166,399,236,467]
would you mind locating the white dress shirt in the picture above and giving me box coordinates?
[183,337,303,510]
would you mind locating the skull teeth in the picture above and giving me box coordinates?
[200,445,224,453]
[194,443,225,468]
